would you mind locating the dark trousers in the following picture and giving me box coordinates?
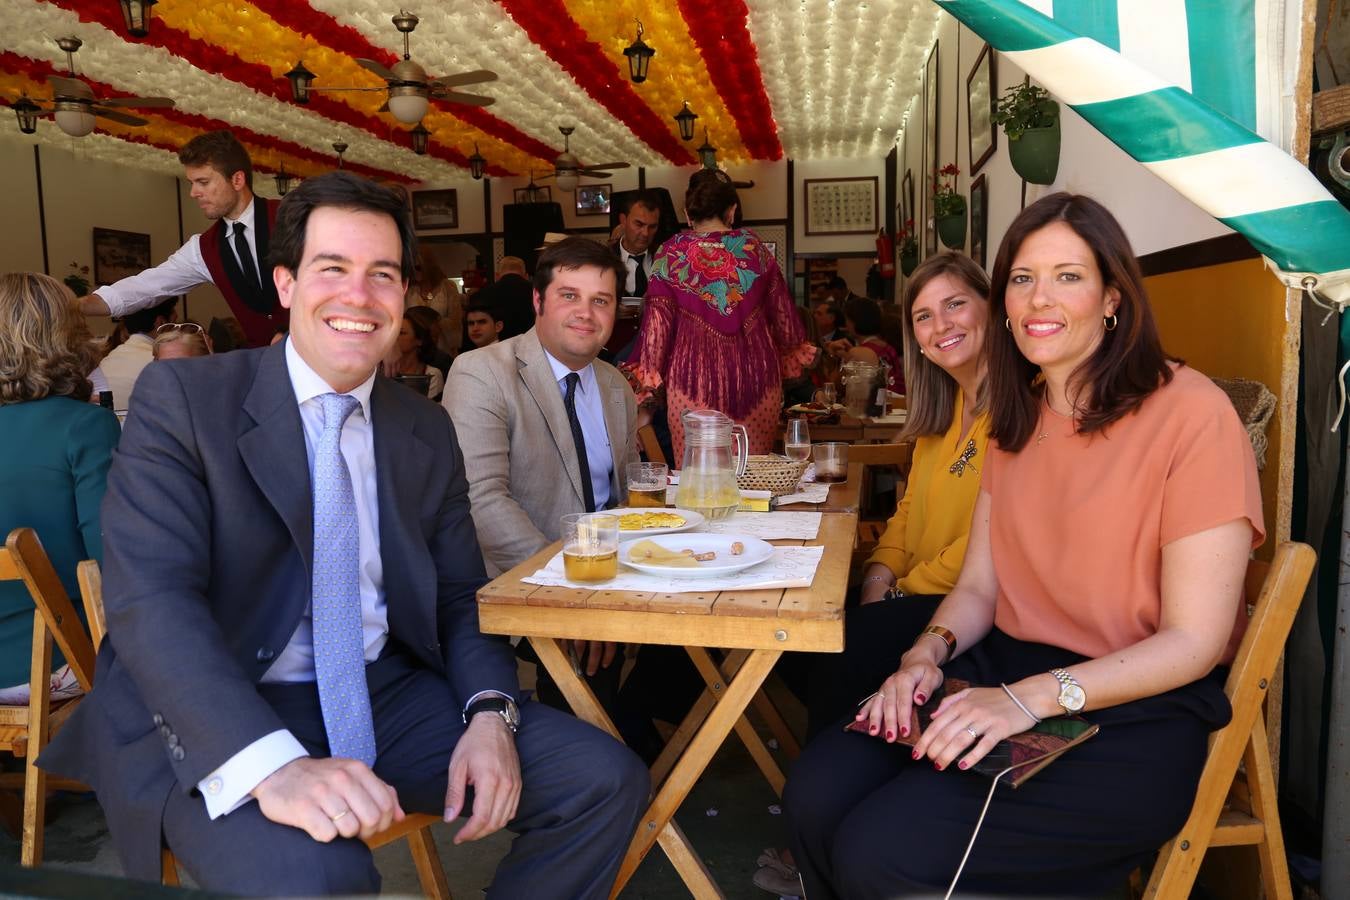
[162,648,649,898]
[784,629,1231,899]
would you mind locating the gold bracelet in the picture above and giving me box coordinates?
[917,625,956,665]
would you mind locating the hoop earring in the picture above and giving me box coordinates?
[1004,317,1012,331]
[1103,314,1118,331]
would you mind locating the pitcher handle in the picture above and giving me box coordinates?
[731,424,749,477]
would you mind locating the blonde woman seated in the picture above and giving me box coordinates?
[785,194,1263,898]
[151,321,212,360]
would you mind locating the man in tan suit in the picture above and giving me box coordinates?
[443,238,637,706]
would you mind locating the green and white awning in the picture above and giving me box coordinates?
[936,0,1350,309]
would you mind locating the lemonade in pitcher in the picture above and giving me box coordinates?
[676,409,747,521]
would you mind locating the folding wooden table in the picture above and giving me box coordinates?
[476,488,857,899]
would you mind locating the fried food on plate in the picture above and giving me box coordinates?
[618,511,688,531]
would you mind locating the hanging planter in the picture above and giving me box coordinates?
[932,164,967,250]
[993,83,1061,185]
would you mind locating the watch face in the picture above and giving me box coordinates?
[1060,684,1086,712]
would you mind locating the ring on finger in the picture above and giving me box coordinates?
[964,726,980,740]
[330,809,349,823]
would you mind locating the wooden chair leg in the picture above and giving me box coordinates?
[160,847,180,886]
[20,614,54,868]
[405,824,453,900]
[1243,716,1293,900]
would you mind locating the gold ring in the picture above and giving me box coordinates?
[330,809,349,823]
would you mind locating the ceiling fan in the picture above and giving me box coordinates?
[286,11,497,125]
[538,126,630,192]
[6,37,175,137]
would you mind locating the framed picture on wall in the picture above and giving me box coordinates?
[923,40,940,257]
[92,228,151,286]
[575,183,612,216]
[411,189,458,229]
[514,185,552,204]
[969,174,989,270]
[803,176,879,236]
[900,169,915,233]
[967,43,997,175]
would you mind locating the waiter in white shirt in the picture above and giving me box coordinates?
[608,192,661,298]
[79,130,287,348]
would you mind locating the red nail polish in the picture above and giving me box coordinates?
[911,749,921,760]
[900,726,909,738]
[958,761,969,770]
[885,730,894,740]
[915,693,927,704]
[869,725,878,735]
[934,762,943,771]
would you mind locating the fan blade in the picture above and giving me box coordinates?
[356,58,397,82]
[578,163,631,176]
[535,172,557,181]
[430,89,495,107]
[428,69,498,89]
[97,96,175,109]
[95,108,147,127]
[47,75,90,99]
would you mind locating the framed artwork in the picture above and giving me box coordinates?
[803,176,879,236]
[967,43,997,175]
[514,185,552,203]
[969,174,989,270]
[92,228,151,286]
[923,40,940,257]
[575,183,612,216]
[411,189,459,229]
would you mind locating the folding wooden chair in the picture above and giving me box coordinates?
[637,423,668,466]
[77,559,454,900]
[1142,541,1316,900]
[0,527,96,868]
[846,442,914,567]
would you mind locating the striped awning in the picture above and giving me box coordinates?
[936,0,1350,310]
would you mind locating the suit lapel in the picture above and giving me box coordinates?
[516,332,586,507]
[371,378,435,635]
[599,366,629,500]
[237,343,313,573]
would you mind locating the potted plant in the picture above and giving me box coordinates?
[898,218,919,275]
[63,262,91,296]
[932,164,967,250]
[992,82,1061,184]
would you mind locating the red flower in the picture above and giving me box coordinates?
[688,243,740,281]
[939,163,961,176]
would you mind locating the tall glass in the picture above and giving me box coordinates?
[784,418,811,461]
[560,513,619,583]
[626,462,668,507]
[812,442,849,483]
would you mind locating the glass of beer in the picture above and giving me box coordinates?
[561,513,619,583]
[812,442,850,483]
[784,418,811,461]
[626,462,668,508]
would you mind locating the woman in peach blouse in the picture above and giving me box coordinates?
[785,194,1264,898]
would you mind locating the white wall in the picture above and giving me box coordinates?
[0,139,44,276]
[793,157,888,255]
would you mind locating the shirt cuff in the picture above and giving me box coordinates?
[198,730,308,820]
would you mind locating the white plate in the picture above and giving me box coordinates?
[609,507,705,539]
[786,402,845,416]
[620,534,774,577]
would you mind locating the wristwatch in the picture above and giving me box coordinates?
[1049,668,1086,714]
[463,696,520,734]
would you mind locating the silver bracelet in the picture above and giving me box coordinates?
[862,575,893,589]
[1001,682,1042,725]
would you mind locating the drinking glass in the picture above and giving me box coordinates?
[813,383,837,408]
[626,462,669,508]
[561,513,619,583]
[784,418,811,462]
[812,442,850,483]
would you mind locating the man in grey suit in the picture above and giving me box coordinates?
[39,173,646,897]
[443,238,637,698]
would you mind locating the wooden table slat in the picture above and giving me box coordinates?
[587,589,652,612]
[646,592,717,614]
[526,585,592,608]
[712,589,784,618]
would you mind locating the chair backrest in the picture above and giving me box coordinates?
[77,559,106,652]
[637,424,668,467]
[1223,542,1314,710]
[0,528,96,692]
[846,441,914,469]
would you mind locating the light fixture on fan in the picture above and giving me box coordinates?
[623,19,655,84]
[468,142,486,180]
[119,0,158,38]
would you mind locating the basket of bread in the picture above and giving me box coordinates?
[737,454,810,497]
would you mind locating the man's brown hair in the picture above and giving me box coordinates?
[178,131,252,190]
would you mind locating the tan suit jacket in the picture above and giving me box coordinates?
[443,329,638,576]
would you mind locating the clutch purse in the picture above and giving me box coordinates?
[843,677,1099,788]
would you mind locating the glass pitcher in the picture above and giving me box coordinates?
[840,360,879,418]
[676,409,748,521]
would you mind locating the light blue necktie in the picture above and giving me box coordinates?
[311,393,377,766]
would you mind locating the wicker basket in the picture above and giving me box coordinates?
[737,454,810,497]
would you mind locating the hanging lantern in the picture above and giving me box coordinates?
[468,142,486,180]
[11,97,41,135]
[410,123,430,156]
[673,102,698,142]
[697,130,718,169]
[274,164,293,196]
[622,19,655,84]
[333,142,348,169]
[118,0,157,38]
[285,61,316,104]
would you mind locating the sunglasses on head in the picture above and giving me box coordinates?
[154,322,204,336]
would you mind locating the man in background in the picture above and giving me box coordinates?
[609,191,661,299]
[464,302,504,349]
[99,298,177,410]
[473,256,534,341]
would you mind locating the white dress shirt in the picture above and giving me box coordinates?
[197,338,389,818]
[617,239,651,297]
[98,333,155,412]
[98,199,259,318]
[542,349,613,509]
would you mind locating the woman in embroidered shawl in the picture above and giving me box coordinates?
[628,169,816,460]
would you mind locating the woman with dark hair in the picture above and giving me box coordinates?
[384,313,445,400]
[627,168,815,459]
[403,304,454,379]
[784,194,1263,897]
[0,273,119,704]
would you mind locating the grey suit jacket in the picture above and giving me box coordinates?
[39,342,516,880]
[443,329,638,576]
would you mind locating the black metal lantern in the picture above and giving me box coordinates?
[12,97,41,135]
[622,19,655,84]
[274,164,293,196]
[118,0,157,38]
[285,61,316,104]
[697,130,717,169]
[333,142,348,169]
[468,142,486,180]
[410,123,430,155]
[673,102,697,142]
